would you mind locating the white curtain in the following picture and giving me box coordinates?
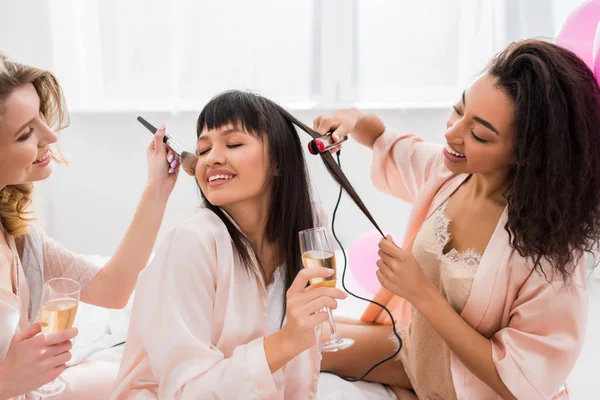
[0,0,588,110]
[354,0,585,106]
[1,0,316,111]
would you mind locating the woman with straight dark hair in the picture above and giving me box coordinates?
[111,90,386,399]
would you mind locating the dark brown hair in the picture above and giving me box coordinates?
[488,40,600,281]
[196,91,382,320]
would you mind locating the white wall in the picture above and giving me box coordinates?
[35,108,450,256]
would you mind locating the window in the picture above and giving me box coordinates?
[0,0,587,110]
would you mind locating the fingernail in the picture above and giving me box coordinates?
[170,160,177,168]
[333,134,339,141]
[342,292,348,298]
[159,122,165,130]
[167,154,174,163]
[168,168,175,174]
[326,268,335,275]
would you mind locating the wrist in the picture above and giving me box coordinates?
[413,282,443,317]
[142,183,171,203]
[264,329,301,373]
[340,108,361,126]
[273,329,301,358]
[0,365,15,399]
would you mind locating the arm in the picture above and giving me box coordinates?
[416,285,517,399]
[314,109,444,204]
[351,111,387,149]
[123,217,346,399]
[79,186,169,308]
[47,125,179,308]
[377,239,588,399]
[313,108,385,149]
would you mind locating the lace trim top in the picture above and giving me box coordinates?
[433,200,482,267]
[400,199,482,400]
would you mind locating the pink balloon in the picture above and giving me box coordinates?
[594,22,600,86]
[348,230,399,295]
[555,0,600,71]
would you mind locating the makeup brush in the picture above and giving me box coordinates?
[137,116,198,176]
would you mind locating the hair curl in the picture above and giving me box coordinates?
[0,53,69,236]
[488,40,600,281]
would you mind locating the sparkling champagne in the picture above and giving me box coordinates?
[40,298,78,334]
[301,250,337,288]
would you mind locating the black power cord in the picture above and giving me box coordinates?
[111,150,404,380]
[319,150,403,382]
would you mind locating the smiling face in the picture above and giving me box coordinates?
[195,123,272,209]
[443,73,516,178]
[0,83,59,188]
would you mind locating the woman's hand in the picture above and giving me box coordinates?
[313,109,386,150]
[376,235,435,307]
[280,268,348,352]
[264,268,347,372]
[313,108,362,153]
[0,323,77,398]
[146,123,181,200]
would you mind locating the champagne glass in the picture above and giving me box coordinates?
[299,227,354,352]
[31,278,80,397]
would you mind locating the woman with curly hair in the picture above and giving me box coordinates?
[0,53,180,399]
[314,39,599,399]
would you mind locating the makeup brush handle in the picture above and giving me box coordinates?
[137,116,185,157]
[164,137,184,156]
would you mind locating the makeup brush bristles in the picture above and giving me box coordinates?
[180,151,198,176]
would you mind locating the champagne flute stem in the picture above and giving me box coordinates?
[325,307,339,340]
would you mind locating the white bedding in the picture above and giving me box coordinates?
[69,298,130,365]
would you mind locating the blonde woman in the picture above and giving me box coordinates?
[0,54,180,399]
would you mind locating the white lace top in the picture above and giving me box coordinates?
[400,199,482,400]
[266,265,285,334]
